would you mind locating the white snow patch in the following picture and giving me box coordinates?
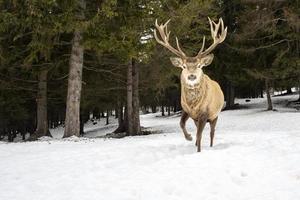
[0,95,300,200]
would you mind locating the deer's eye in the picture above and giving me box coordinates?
[182,64,187,69]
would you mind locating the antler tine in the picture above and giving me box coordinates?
[153,29,162,45]
[164,19,171,27]
[164,19,170,33]
[154,19,187,59]
[154,19,166,44]
[208,17,215,40]
[196,17,227,58]
[176,37,187,57]
[215,20,221,38]
[211,17,221,42]
[220,18,227,43]
[197,36,206,56]
[221,18,224,33]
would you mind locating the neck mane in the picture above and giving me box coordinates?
[182,74,208,106]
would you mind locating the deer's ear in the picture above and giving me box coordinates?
[170,57,184,68]
[201,54,214,67]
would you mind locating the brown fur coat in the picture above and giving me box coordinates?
[181,74,224,120]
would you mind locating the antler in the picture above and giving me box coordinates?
[154,19,187,59]
[196,17,227,58]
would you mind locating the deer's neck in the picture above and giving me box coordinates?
[181,75,208,117]
[182,75,207,100]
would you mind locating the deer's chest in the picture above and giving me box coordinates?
[181,87,207,120]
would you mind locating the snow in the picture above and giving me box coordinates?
[1,95,300,200]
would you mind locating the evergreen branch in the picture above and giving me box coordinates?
[225,39,292,53]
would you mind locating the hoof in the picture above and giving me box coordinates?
[185,134,193,141]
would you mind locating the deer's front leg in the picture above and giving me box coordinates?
[209,117,218,147]
[180,111,192,141]
[196,114,208,152]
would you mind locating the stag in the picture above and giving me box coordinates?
[154,17,227,152]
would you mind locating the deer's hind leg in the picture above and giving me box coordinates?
[180,111,192,141]
[209,117,218,147]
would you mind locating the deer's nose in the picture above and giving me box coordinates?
[188,74,197,81]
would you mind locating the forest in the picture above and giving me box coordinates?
[1,1,300,200]
[0,0,299,141]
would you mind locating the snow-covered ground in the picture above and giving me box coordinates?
[1,95,300,200]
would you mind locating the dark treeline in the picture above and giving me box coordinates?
[0,0,299,141]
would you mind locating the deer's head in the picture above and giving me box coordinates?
[154,18,227,89]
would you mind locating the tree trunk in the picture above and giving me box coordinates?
[21,132,26,140]
[286,88,292,94]
[106,110,109,125]
[64,30,84,138]
[118,106,123,124]
[127,59,134,135]
[225,81,235,109]
[167,106,171,116]
[260,84,264,98]
[298,82,300,101]
[161,105,165,116]
[174,100,177,113]
[93,108,100,119]
[8,130,13,142]
[132,59,141,134]
[151,106,156,113]
[31,69,51,139]
[126,58,141,135]
[115,107,118,119]
[114,102,125,133]
[123,106,128,131]
[265,79,273,110]
[80,113,84,136]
